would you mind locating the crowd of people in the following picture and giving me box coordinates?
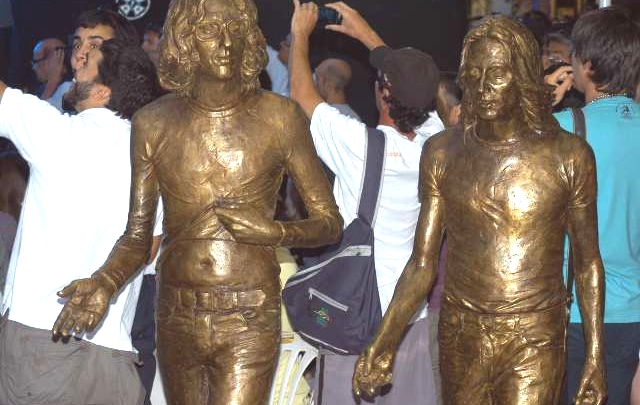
[0,1,639,405]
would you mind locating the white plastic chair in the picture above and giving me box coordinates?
[269,333,318,405]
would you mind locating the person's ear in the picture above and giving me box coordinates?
[582,60,594,80]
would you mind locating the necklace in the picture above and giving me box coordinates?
[588,92,629,104]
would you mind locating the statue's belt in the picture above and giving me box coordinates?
[160,284,266,310]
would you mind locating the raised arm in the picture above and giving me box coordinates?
[566,141,606,405]
[289,0,324,117]
[52,111,160,338]
[353,141,445,399]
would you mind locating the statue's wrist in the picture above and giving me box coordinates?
[276,221,287,246]
[93,272,119,297]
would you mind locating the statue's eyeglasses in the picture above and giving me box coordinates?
[194,18,250,41]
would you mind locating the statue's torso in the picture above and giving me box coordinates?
[147,93,289,292]
[438,129,579,313]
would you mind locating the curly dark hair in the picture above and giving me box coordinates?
[459,16,559,138]
[382,91,433,134]
[75,9,139,46]
[96,39,163,119]
[157,0,268,95]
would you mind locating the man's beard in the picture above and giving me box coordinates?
[63,81,96,112]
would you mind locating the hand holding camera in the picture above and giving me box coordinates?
[544,63,574,106]
[291,1,385,51]
[323,2,385,50]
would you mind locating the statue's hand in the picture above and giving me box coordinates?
[52,276,115,339]
[352,344,395,401]
[574,356,607,405]
[216,206,283,246]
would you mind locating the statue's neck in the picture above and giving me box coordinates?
[190,74,244,111]
[475,116,523,146]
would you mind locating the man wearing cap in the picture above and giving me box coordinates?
[290,1,439,403]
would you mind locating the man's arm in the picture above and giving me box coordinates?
[289,0,324,117]
[566,140,606,405]
[353,141,444,399]
[0,81,6,100]
[324,2,385,50]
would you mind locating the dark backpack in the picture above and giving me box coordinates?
[282,127,385,354]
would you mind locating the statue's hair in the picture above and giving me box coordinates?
[157,0,268,95]
[459,16,559,138]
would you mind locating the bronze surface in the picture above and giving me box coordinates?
[353,17,605,405]
[52,0,342,404]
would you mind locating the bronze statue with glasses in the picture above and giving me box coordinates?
[51,0,342,404]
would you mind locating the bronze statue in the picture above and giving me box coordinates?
[352,17,606,405]
[51,0,342,404]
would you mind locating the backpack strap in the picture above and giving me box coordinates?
[571,107,587,139]
[357,127,386,227]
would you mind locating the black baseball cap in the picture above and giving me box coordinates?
[369,46,440,109]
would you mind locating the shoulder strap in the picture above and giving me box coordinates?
[571,107,587,139]
[567,107,587,301]
[357,127,386,226]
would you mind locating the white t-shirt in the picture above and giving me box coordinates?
[415,110,445,141]
[266,45,290,97]
[0,88,153,352]
[310,102,427,320]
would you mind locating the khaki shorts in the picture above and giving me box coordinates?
[0,316,144,405]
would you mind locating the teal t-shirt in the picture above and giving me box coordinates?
[555,96,640,323]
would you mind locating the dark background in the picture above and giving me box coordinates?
[4,0,467,125]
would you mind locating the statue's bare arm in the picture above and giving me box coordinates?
[53,111,159,338]
[352,140,444,399]
[566,140,606,405]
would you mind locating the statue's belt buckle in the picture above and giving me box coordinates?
[174,287,266,310]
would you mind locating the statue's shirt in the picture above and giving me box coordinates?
[424,127,596,313]
[102,91,339,292]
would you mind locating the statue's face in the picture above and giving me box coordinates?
[465,38,518,121]
[193,0,250,80]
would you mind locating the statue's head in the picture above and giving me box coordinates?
[158,0,267,95]
[459,17,558,138]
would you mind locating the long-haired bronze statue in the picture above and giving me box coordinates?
[51,0,343,404]
[353,16,606,405]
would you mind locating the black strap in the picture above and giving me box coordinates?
[567,108,587,299]
[357,127,386,226]
[317,354,325,405]
[571,107,586,139]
